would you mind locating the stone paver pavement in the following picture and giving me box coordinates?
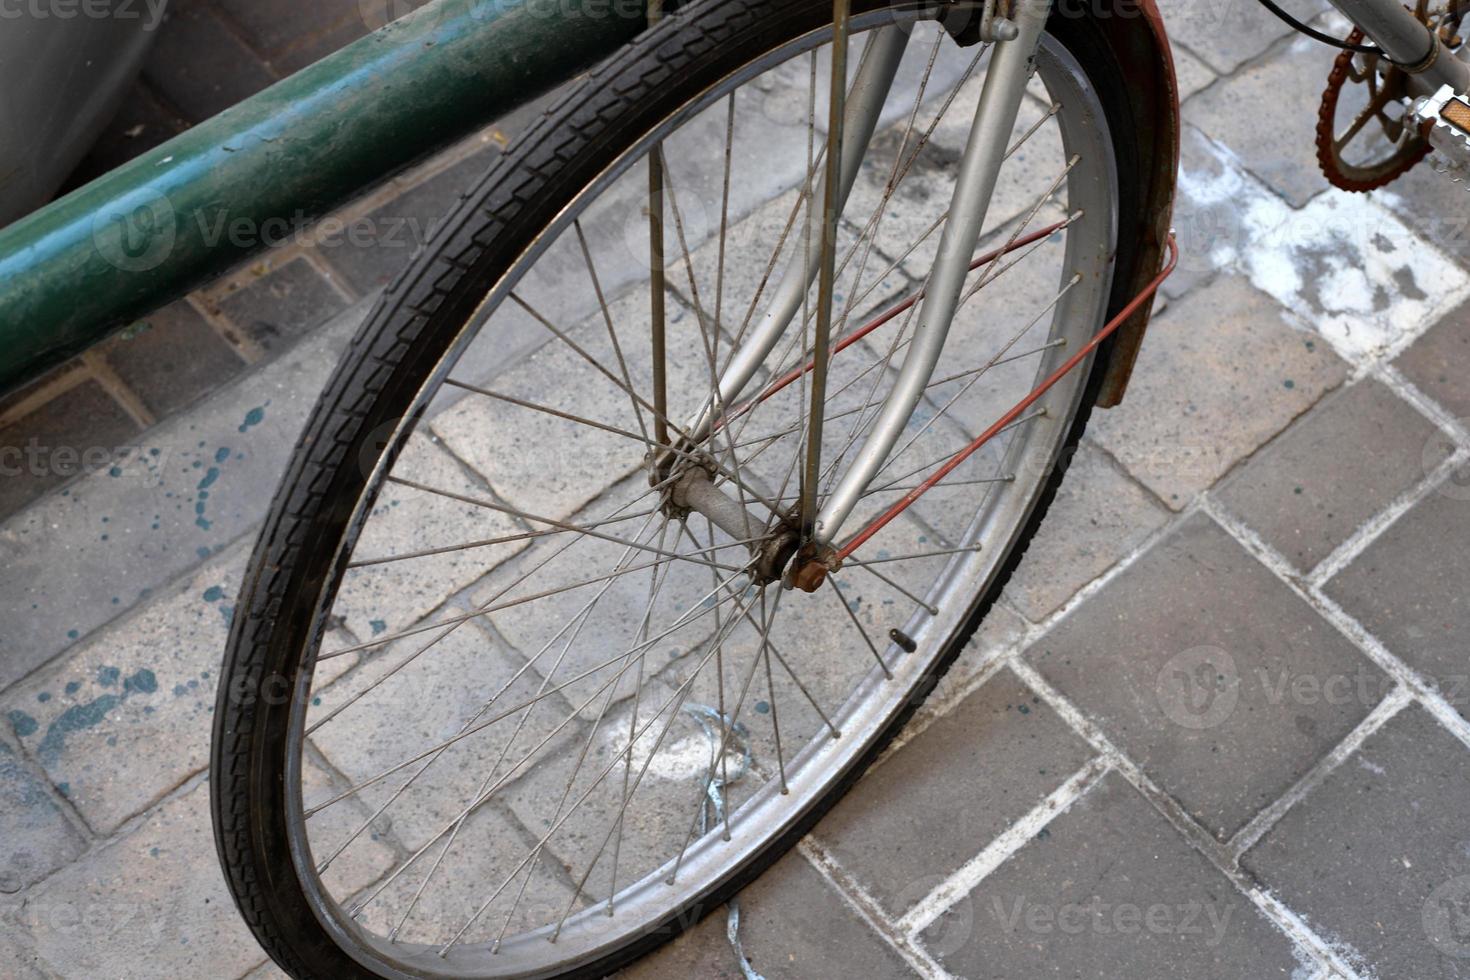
[4,2,1470,978]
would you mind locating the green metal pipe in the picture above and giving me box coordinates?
[0,0,651,396]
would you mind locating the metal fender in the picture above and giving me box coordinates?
[1058,0,1180,407]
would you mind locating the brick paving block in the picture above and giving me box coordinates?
[1185,31,1339,208]
[814,667,1094,917]
[1027,514,1390,840]
[211,0,363,62]
[309,611,579,853]
[0,546,248,834]
[1241,705,1470,979]
[0,299,367,689]
[332,431,523,642]
[216,257,352,354]
[0,380,141,521]
[1155,0,1329,75]
[1167,125,1261,300]
[101,301,248,418]
[142,2,279,123]
[0,921,49,980]
[1173,44,1217,102]
[1324,489,1470,719]
[21,780,271,980]
[1216,378,1449,571]
[1003,443,1172,623]
[624,851,918,980]
[1089,274,1348,508]
[0,740,86,894]
[1376,160,1470,268]
[923,600,1028,705]
[1396,299,1470,421]
[322,148,498,295]
[921,772,1304,978]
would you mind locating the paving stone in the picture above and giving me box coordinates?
[1089,274,1348,508]
[211,0,362,61]
[1324,488,1470,719]
[0,380,141,521]
[1241,706,1470,979]
[0,918,49,980]
[347,799,583,947]
[921,772,1304,978]
[1185,31,1339,208]
[309,612,578,853]
[1027,514,1389,840]
[0,546,247,833]
[921,601,1029,709]
[0,740,86,895]
[1376,159,1470,268]
[1156,0,1329,74]
[142,2,279,123]
[20,781,268,980]
[215,257,352,354]
[332,431,524,642]
[1003,443,1172,623]
[100,301,248,418]
[815,667,1094,917]
[624,851,917,980]
[1216,377,1449,571]
[1172,43,1218,102]
[0,298,367,689]
[1396,299,1470,421]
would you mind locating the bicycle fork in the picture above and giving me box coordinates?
[670,0,1055,582]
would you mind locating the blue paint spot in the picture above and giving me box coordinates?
[64,681,80,696]
[7,711,38,738]
[214,447,231,464]
[173,685,188,697]
[107,736,117,747]
[37,692,50,704]
[36,696,121,761]
[1283,379,1296,390]
[97,666,121,687]
[754,701,771,715]
[312,696,322,707]
[197,547,212,560]
[67,629,79,640]
[238,405,267,433]
[111,597,120,605]
[125,669,158,695]
[369,619,387,636]
[108,467,123,478]
[150,847,160,858]
[150,448,161,457]
[57,782,69,796]
[197,467,220,491]
[203,586,225,603]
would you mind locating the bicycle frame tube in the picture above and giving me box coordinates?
[1328,0,1470,93]
[813,0,1053,546]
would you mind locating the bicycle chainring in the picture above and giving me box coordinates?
[1315,5,1466,192]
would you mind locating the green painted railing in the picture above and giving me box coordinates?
[0,0,652,395]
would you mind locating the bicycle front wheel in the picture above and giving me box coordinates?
[212,2,1144,976]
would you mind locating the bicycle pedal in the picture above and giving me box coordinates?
[1414,84,1470,170]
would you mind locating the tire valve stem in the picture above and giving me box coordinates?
[888,628,918,654]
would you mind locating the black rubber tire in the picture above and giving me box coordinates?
[210,3,1151,977]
